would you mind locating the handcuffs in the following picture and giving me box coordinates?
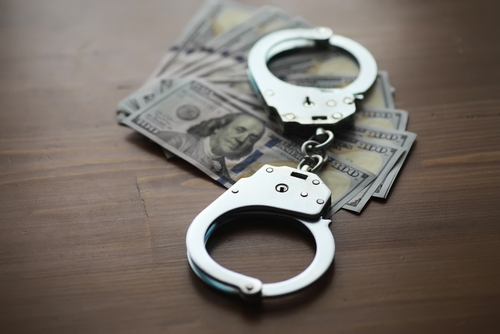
[186,27,378,300]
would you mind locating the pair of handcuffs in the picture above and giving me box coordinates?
[186,27,378,300]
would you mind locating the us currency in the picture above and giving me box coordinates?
[368,71,395,109]
[165,46,244,79]
[208,8,306,53]
[183,57,248,79]
[121,78,376,215]
[215,84,264,108]
[116,61,247,121]
[174,17,312,80]
[205,16,311,63]
[148,0,255,80]
[160,4,290,79]
[353,108,408,131]
[118,1,395,119]
[319,157,376,215]
[165,6,291,77]
[327,134,405,213]
[208,76,259,103]
[117,0,256,121]
[339,125,416,198]
[208,76,255,95]
[117,78,175,121]
[171,6,302,78]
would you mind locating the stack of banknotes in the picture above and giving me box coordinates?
[117,0,416,215]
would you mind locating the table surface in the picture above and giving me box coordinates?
[1,0,500,333]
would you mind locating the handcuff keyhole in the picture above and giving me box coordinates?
[304,96,315,108]
[275,183,289,193]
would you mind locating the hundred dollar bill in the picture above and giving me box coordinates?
[148,0,255,80]
[117,62,247,121]
[166,46,246,78]
[215,84,264,108]
[199,16,310,75]
[339,125,416,198]
[117,78,175,121]
[320,157,376,215]
[163,6,284,77]
[365,71,394,109]
[327,134,405,213]
[171,7,301,78]
[209,76,255,95]
[117,0,255,121]
[182,57,248,79]
[118,75,274,163]
[119,73,397,123]
[121,78,376,215]
[165,6,292,77]
[163,6,275,78]
[209,9,305,53]
[353,108,408,131]
[209,76,259,103]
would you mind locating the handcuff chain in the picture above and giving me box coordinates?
[298,128,335,173]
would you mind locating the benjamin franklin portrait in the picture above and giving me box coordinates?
[158,113,265,182]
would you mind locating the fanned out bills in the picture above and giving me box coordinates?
[117,0,416,215]
[122,78,376,214]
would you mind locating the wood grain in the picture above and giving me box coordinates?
[1,0,499,332]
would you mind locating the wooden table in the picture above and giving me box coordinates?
[1,0,499,332]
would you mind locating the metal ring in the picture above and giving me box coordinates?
[311,129,335,150]
[185,165,334,300]
[301,140,321,155]
[249,27,377,96]
[187,212,334,300]
[247,27,378,131]
[298,154,324,173]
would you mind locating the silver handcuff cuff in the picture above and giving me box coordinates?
[186,27,377,300]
